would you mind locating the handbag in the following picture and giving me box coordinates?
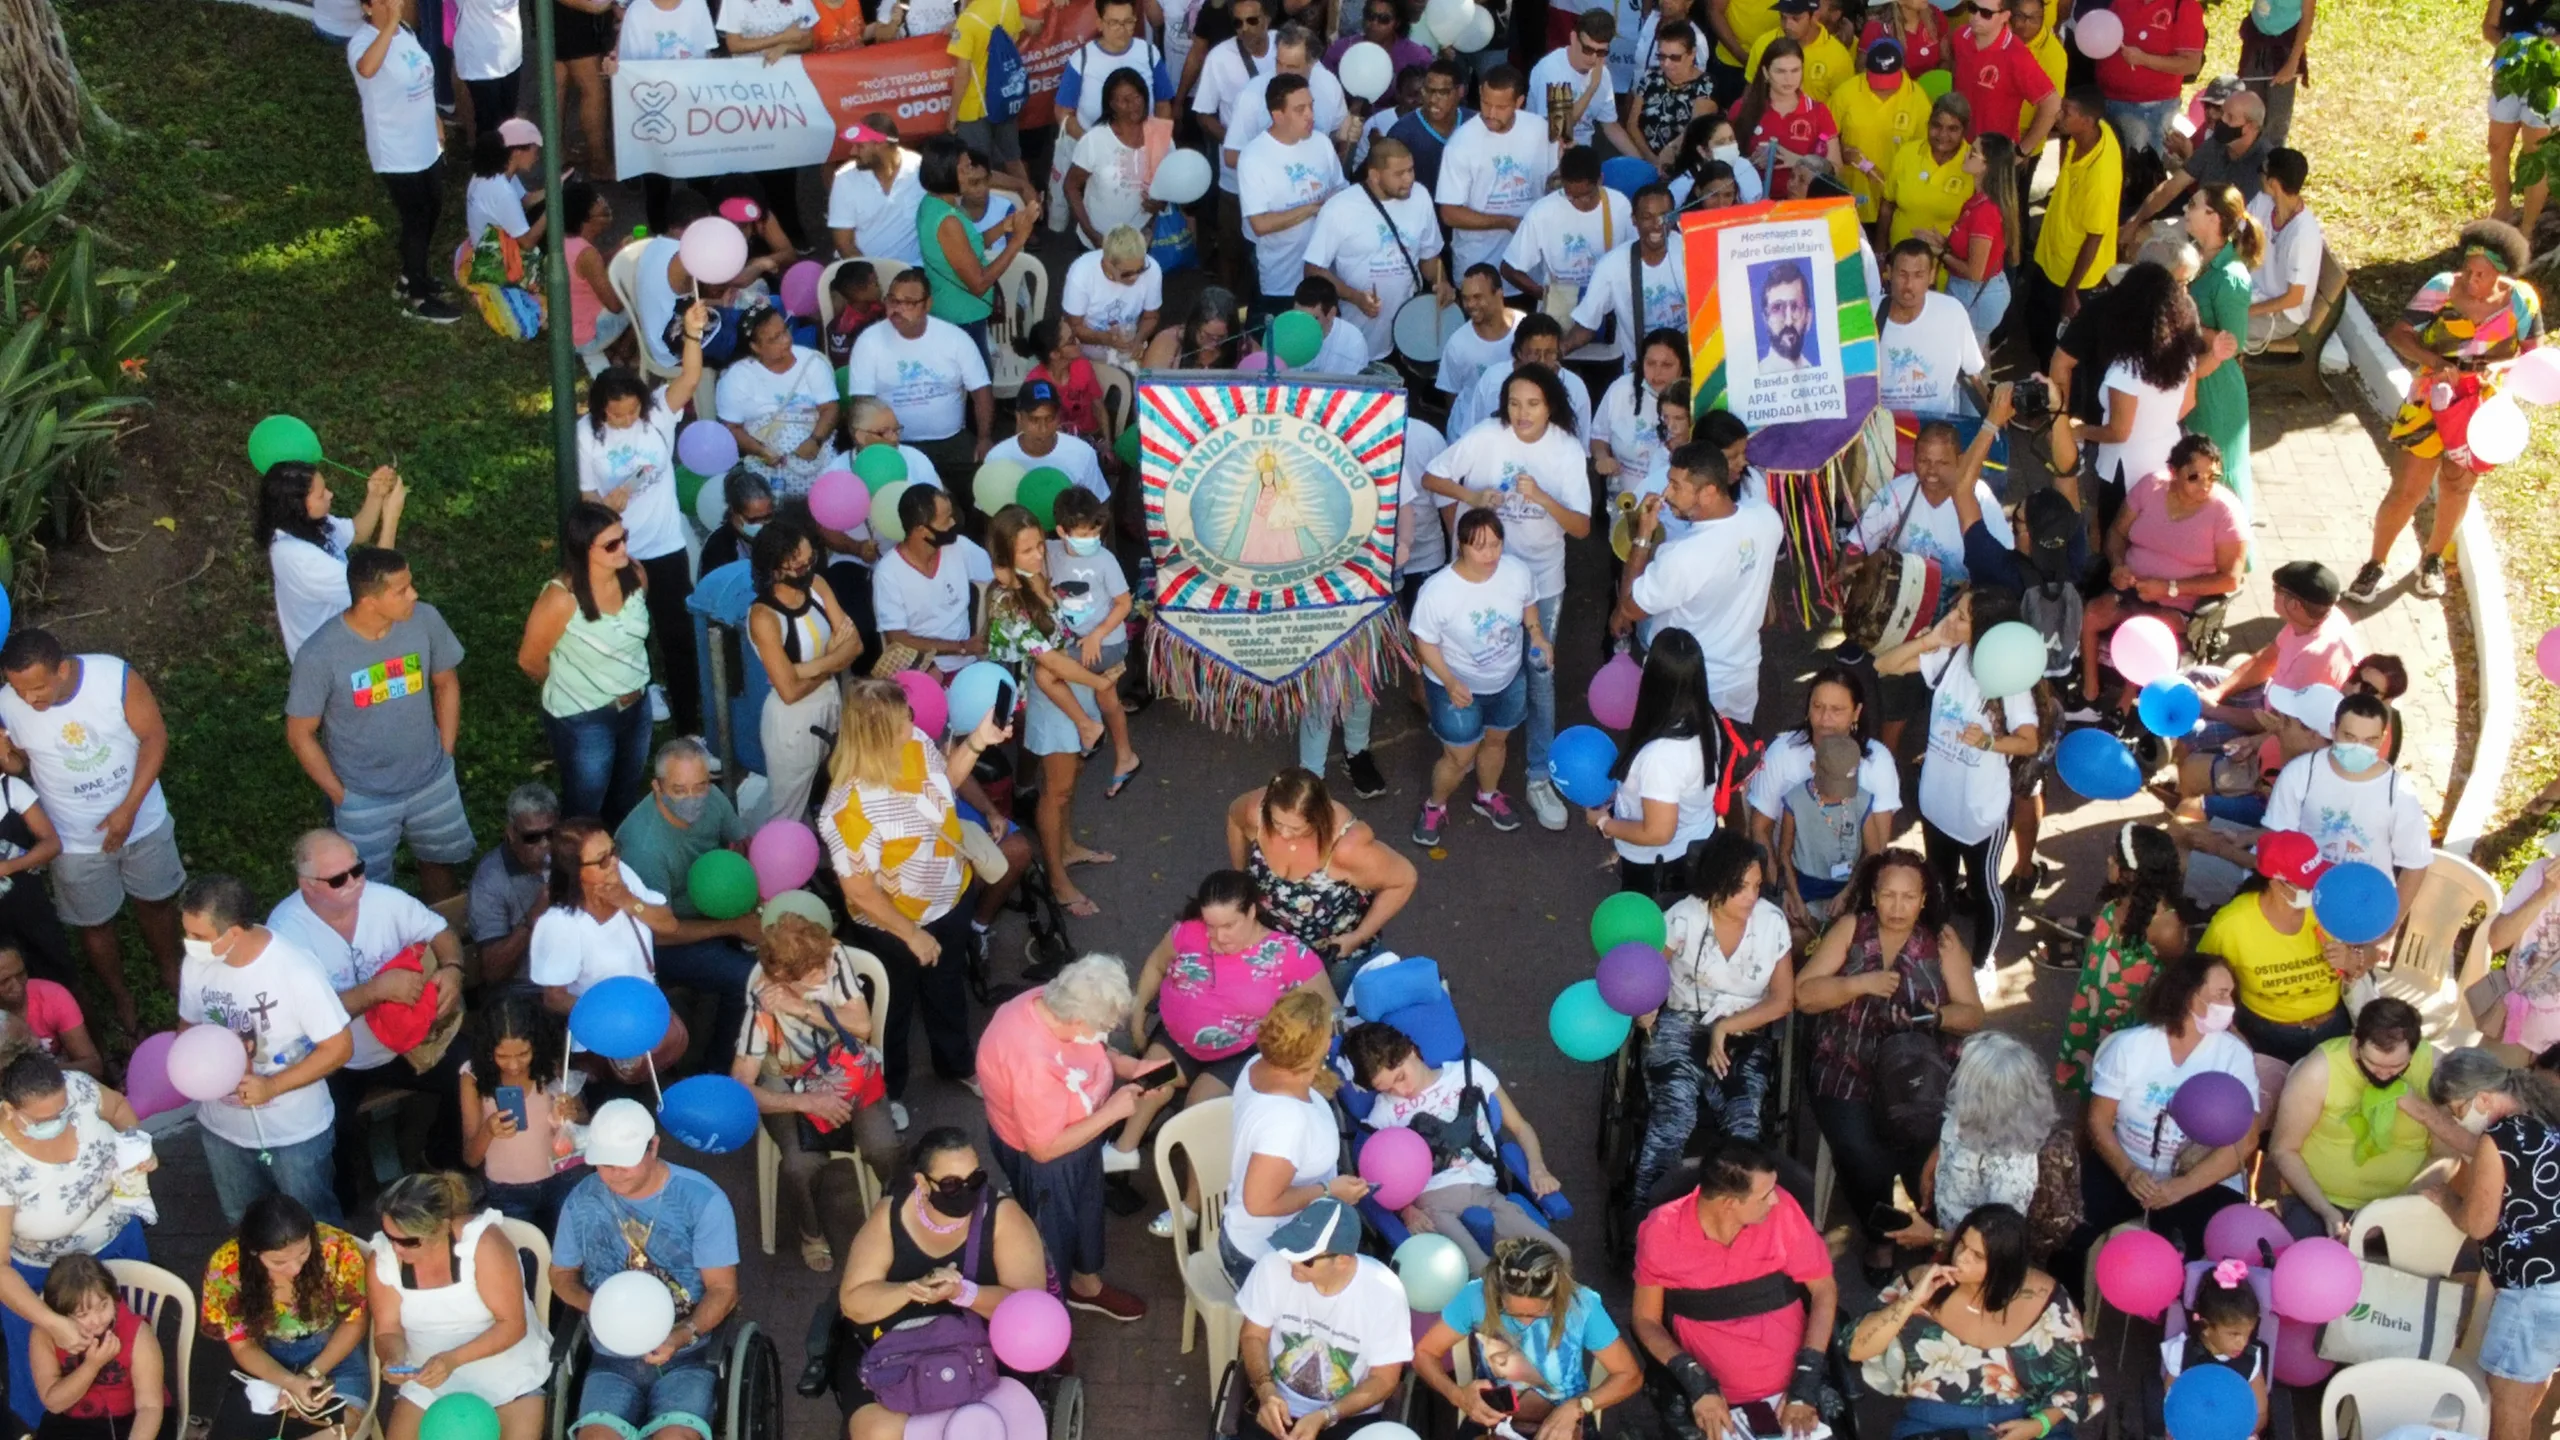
[2316,1262,2472,1365]
[859,1192,1000,1413]
[791,995,889,1152]
[1212,1362,1254,1439]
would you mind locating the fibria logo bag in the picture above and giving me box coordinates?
[2314,1263,2471,1366]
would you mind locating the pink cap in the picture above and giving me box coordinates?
[496,117,542,147]
[718,196,764,225]
[840,122,893,145]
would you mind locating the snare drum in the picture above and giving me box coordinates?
[1393,295,1455,365]
[1840,549,1947,653]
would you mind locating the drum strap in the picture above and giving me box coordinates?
[1362,184,1424,292]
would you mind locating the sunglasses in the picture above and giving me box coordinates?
[924,1169,989,1194]
[306,860,366,889]
[582,845,622,869]
[1967,4,2006,14]
[514,825,555,846]
[384,1229,431,1251]
[599,535,628,554]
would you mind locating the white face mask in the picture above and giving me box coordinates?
[2197,1002,2236,1034]
[2281,884,2315,910]
[1711,143,1741,163]
[2460,1103,2495,1135]
[183,937,217,964]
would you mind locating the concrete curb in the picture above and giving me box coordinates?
[2338,293,2518,857]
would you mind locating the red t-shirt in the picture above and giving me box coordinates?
[1946,194,2007,286]
[1860,13,1946,73]
[2094,0,2204,103]
[59,1304,152,1418]
[1634,1187,1833,1403]
[1946,24,2054,141]
[1749,94,1840,159]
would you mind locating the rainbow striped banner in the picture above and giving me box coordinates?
[1680,196,1881,474]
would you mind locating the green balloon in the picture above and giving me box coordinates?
[1590,891,1667,956]
[1918,68,1953,98]
[247,415,323,474]
[420,1394,499,1440]
[675,464,709,520]
[688,850,760,920]
[1019,468,1074,528]
[854,443,908,486]
[1115,425,1142,467]
[1271,310,1324,368]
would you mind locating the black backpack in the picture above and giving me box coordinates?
[1869,1029,1951,1139]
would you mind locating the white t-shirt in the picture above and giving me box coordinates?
[1235,1256,1415,1418]
[1523,50,1619,149]
[616,0,719,58]
[1424,421,1592,600]
[2247,194,2323,326]
[452,0,522,82]
[1302,184,1445,362]
[2090,1024,2259,1186]
[1436,313,1520,412]
[1223,1058,1347,1261]
[1059,249,1164,363]
[1284,315,1375,375]
[1396,417,1450,578]
[527,863,663,999]
[632,236,684,370]
[1662,895,1794,1021]
[1916,645,2036,846]
[2262,754,2434,874]
[1629,498,1786,723]
[716,344,839,449]
[1613,734,1718,864]
[267,885,450,1072]
[466,175,531,251]
[1409,555,1537,694]
[1067,128,1155,245]
[1572,236,1688,368]
[178,935,355,1150]
[846,318,990,442]
[1064,37,1168,129]
[1191,38,1281,191]
[984,434,1109,501]
[1747,732,1903,823]
[272,517,357,659]
[1238,132,1348,299]
[872,547,977,672]
[1438,116,1557,274]
[825,151,926,263]
[1848,472,2010,585]
[1226,66,1351,165]
[1878,292,1987,417]
[572,388,688,562]
[1457,363,1594,446]
[347,27,443,175]
[2094,360,2189,486]
[716,0,818,38]
[1367,1059,1503,1190]
[1503,190,1636,362]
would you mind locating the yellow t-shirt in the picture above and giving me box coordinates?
[2034,123,2121,288]
[1716,0,1784,69]
[2200,891,2338,1025]
[947,0,1024,124]
[1884,137,1975,247]
[1835,78,1934,221]
[1747,24,1855,103]
[2018,28,2066,146]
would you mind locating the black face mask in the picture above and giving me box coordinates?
[927,524,962,549]
[2355,1055,2407,1091]
[2211,121,2245,144]
[924,1173,986,1217]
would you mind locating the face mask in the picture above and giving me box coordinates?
[663,792,709,825]
[2197,1002,2235,1034]
[777,565,812,586]
[16,1112,68,1141]
[924,1175,985,1217]
[1712,143,1741,163]
[183,937,217,964]
[2461,1104,2496,1135]
[927,525,962,549]
[1063,534,1102,556]
[739,521,766,538]
[2211,121,2244,144]
[2331,742,2380,772]
[2281,884,2316,910]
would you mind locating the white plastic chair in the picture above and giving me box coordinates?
[817,256,912,331]
[1093,361,1135,442]
[1154,1095,1239,1403]
[758,948,892,1255]
[2344,1193,2469,1279]
[108,1259,195,1426]
[606,245,676,382]
[2377,851,2502,1045]
[495,1215,556,1316]
[2318,1358,2488,1440]
[989,253,1052,398]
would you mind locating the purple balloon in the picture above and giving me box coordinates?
[1587,654,1643,730]
[2168,1070,2256,1148]
[1359,1126,1434,1210]
[748,819,821,899]
[2271,1236,2362,1324]
[677,420,740,476]
[2203,1203,2295,1267]
[1595,941,1671,1015]
[779,259,824,319]
[125,1031,184,1119]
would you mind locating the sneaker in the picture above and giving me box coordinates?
[889,1101,910,1132]
[1101,1173,1147,1216]
[1345,749,1387,798]
[649,684,672,723]
[2345,560,2386,604]
[1101,1142,1141,1174]
[1147,1204,1202,1238]
[1064,1280,1148,1322]
[1524,776,1567,831]
[1412,802,1448,846]
[403,293,461,324]
[959,1076,983,1098]
[2414,553,2449,599]
[2061,705,2104,725]
[1976,962,2001,998]
[1471,790,1523,832]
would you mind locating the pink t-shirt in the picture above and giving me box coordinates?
[1154,919,1321,1062]
[977,989,1113,1153]
[565,235,605,348]
[1634,1186,1834,1402]
[2269,605,2365,691]
[2121,473,2246,612]
[22,978,83,1053]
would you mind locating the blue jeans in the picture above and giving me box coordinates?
[262,1330,375,1408]
[1952,270,2011,349]
[654,938,755,1072]
[6,1220,148,1428]
[1895,1399,2067,1440]
[1298,694,1373,772]
[202,1126,343,1227]
[544,696,653,828]
[1524,594,1562,774]
[2104,97,2179,154]
[577,1342,720,1440]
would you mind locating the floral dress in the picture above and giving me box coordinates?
[1859,1280,2102,1433]
[2054,899,2158,1096]
[201,1227,371,1344]
[1247,823,1374,956]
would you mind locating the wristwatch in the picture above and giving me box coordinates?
[2168,578,2180,599]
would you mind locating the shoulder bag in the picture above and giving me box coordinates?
[858,1191,1001,1412]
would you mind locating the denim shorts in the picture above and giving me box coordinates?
[577,1347,719,1440]
[2491,89,2560,129]
[1425,669,1527,746]
[2482,1281,2560,1382]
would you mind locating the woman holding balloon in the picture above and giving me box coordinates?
[1587,629,1722,899]
[364,1172,552,1440]
[0,1050,153,1434]
[2425,1048,2560,1440]
[745,519,864,832]
[2079,951,2259,1259]
[255,457,407,661]
[716,306,843,499]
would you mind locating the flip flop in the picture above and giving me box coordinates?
[1106,759,1145,798]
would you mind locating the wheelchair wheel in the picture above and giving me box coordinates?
[547,1318,594,1440]
[721,1323,784,1440]
[1046,1374,1084,1440]
[1598,1028,1649,1266]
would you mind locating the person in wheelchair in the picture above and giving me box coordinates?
[1845,1204,2100,1440]
[2071,435,2248,718]
[550,1099,741,1440]
[1233,1199,1412,1440]
[1339,1021,1566,1269]
[1629,1143,1837,1440]
[1411,1237,1642,1440]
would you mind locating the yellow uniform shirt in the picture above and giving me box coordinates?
[2019,27,2066,147]
[1834,77,1934,222]
[1747,24,1855,103]
[2199,891,2337,1025]
[1715,0,1784,69]
[2034,123,2121,288]
[948,0,1024,125]
[1884,137,1975,246]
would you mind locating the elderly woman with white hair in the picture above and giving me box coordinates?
[2427,1049,2560,1440]
[976,952,1162,1322]
[1057,224,1165,366]
[1904,1032,2083,1264]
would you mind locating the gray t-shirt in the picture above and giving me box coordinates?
[284,604,465,797]
[2184,132,2273,203]
[1045,539,1129,643]
[468,846,544,944]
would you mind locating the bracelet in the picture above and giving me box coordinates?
[2035,1416,2053,1438]
[954,1279,981,1307]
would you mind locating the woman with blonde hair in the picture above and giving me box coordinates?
[1224,768,1417,972]
[1219,987,1370,1284]
[365,1173,551,1440]
[1412,1238,1643,1436]
[2182,181,2264,502]
[818,677,1014,1113]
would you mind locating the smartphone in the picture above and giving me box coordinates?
[1129,1057,1177,1088]
[993,678,1017,723]
[384,1364,421,1379]
[496,1085,529,1129]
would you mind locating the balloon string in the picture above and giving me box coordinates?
[322,458,374,480]
[648,1051,666,1107]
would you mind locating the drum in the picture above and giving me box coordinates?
[1540,281,1581,330]
[1393,295,1458,365]
[1840,549,1946,653]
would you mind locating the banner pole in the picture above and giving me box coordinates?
[535,0,581,534]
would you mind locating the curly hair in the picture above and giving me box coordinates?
[2140,950,2233,1032]
[470,990,569,1093]
[234,1196,338,1341]
[2106,261,2210,391]
[1256,987,1340,1096]
[2099,824,2184,959]
[2458,218,2532,277]
[758,912,839,987]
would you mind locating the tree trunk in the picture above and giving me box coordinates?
[0,0,86,206]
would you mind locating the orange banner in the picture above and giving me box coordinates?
[801,0,1099,153]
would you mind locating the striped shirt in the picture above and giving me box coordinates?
[820,728,971,924]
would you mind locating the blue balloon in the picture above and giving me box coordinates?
[946,661,1013,735]
[2163,1360,2253,1440]
[2136,677,2202,739]
[1600,156,1659,199]
[569,976,671,1062]
[1548,725,1619,808]
[660,1074,760,1154]
[2054,727,2142,800]
[2313,861,2399,946]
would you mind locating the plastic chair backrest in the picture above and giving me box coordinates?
[2317,1358,2487,1440]
[1158,1096,1236,1259]
[497,1215,556,1316]
[2344,1194,2468,1280]
[819,257,912,332]
[107,1258,194,1423]
[2392,851,2499,993]
[843,948,892,1041]
[1093,361,1134,438]
[606,245,676,380]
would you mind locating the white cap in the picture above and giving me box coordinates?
[582,1098,658,1167]
[2265,683,2342,740]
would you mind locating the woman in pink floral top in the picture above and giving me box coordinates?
[2053,826,2186,1096]
[1847,1203,2101,1440]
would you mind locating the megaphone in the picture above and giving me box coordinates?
[1608,492,1642,562]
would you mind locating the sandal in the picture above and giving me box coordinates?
[799,1235,833,1273]
[1106,759,1145,798]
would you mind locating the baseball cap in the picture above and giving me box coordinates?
[2270,559,2342,609]
[1813,734,1862,797]
[1863,37,1905,73]
[583,1098,659,1167]
[717,195,765,226]
[840,122,894,146]
[2198,75,2242,107]
[496,118,542,148]
[2021,488,2077,553]
[2256,830,2330,888]
[1018,378,1062,413]
[1268,1197,1363,1261]
[1776,0,1819,13]
[2265,682,2343,739]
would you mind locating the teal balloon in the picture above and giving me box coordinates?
[1393,1232,1470,1313]
[947,661,1014,734]
[1271,311,1324,367]
[853,443,908,486]
[421,1394,500,1440]
[1548,979,1632,1062]
[1969,622,2047,697]
[687,850,759,920]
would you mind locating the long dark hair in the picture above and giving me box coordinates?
[545,817,614,911]
[1611,628,1717,784]
[1730,37,1804,143]
[256,462,336,552]
[2098,824,2183,956]
[1786,664,1876,750]
[470,989,568,1091]
[2140,950,2233,1032]
[1665,113,1730,186]
[1839,849,1948,934]
[560,500,644,621]
[2106,261,2210,391]
[1949,1203,2031,1314]
[235,1195,336,1340]
[585,367,657,438]
[750,515,819,604]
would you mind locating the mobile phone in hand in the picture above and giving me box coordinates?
[1129,1057,1177,1088]
[496,1085,529,1129]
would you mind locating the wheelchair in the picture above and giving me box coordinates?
[545,1316,783,1440]
[1597,1010,1809,1267]
[960,749,1079,1003]
[807,1309,1087,1440]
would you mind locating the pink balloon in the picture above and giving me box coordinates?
[168,1025,249,1103]
[678,217,749,286]
[2270,1314,2333,1387]
[893,669,949,739]
[748,819,821,899]
[2075,8,2123,58]
[2203,1203,2295,1268]
[1359,1126,1435,1210]
[124,1031,184,1119]
[2539,624,2560,686]
[780,260,824,319]
[2110,615,2179,688]
[906,1380,1044,1440]
[988,1290,1071,1371]
[2095,1228,2184,1320]
[2271,1236,2361,1324]
[810,469,871,532]
[2511,348,2560,407]
[1587,654,1643,730]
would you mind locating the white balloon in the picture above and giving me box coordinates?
[1149,149,1213,206]
[2468,392,2532,466]
[1423,0,1471,46]
[1453,4,1495,51]
[693,469,728,534]
[589,1271,678,1358]
[1339,40,1395,101]
[1408,9,1438,46]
